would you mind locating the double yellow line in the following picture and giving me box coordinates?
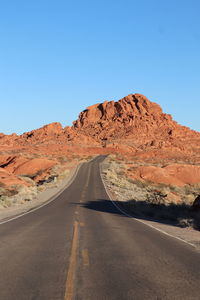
[64,221,79,300]
[65,164,91,299]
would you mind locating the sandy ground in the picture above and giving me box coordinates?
[100,163,200,251]
[0,164,81,223]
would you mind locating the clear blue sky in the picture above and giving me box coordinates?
[0,0,199,134]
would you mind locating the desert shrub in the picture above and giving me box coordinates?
[0,182,6,188]
[102,155,200,230]
[37,186,45,192]
[9,184,24,192]
[57,169,70,181]
[118,195,200,230]
[128,179,151,189]
[86,155,93,160]
[0,196,12,208]
[58,156,68,163]
[146,191,168,205]
[122,199,192,225]
[0,187,6,196]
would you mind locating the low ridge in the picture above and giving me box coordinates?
[0,93,200,209]
[1,94,200,156]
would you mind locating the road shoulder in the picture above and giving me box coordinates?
[0,164,81,223]
[100,162,200,251]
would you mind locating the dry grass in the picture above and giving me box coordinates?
[0,184,37,208]
[101,155,200,230]
[120,200,200,230]
[0,154,93,209]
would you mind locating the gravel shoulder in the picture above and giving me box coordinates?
[100,159,200,250]
[0,164,81,223]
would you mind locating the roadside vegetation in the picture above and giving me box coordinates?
[101,155,200,230]
[0,154,93,209]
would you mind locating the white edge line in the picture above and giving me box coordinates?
[0,163,82,225]
[99,162,196,249]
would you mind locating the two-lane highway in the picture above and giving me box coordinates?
[0,156,200,300]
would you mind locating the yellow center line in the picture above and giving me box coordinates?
[85,165,91,187]
[81,249,90,267]
[65,164,92,299]
[79,164,92,204]
[64,221,79,300]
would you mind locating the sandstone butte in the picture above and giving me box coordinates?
[0,93,200,189]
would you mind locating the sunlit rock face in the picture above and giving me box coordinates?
[0,93,200,190]
[72,93,200,156]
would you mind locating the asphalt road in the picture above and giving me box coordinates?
[0,155,200,300]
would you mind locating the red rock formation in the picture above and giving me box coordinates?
[0,93,200,190]
[13,158,57,182]
[64,126,100,146]
[72,93,200,161]
[129,164,200,187]
[0,155,17,168]
[19,122,64,144]
[73,93,198,141]
[0,168,30,187]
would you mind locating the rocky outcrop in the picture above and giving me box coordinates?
[19,122,64,143]
[128,164,200,187]
[192,195,200,210]
[0,92,200,190]
[64,127,100,145]
[0,133,18,146]
[73,94,195,141]
[0,155,17,168]
[0,168,30,187]
[72,93,200,160]
[13,158,57,178]
[1,93,199,154]
[0,154,57,187]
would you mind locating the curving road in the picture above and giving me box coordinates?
[0,155,200,300]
